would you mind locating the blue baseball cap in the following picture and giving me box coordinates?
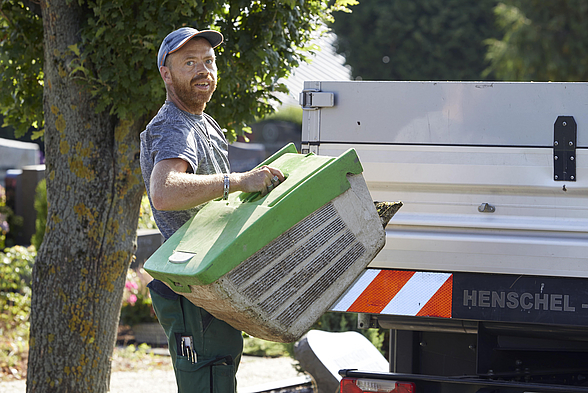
[157,27,223,68]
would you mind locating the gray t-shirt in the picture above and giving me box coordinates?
[140,101,230,240]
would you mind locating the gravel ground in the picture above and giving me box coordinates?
[0,354,310,393]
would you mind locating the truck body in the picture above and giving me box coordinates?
[300,81,588,392]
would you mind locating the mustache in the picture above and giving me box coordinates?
[191,76,214,84]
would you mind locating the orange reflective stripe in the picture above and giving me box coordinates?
[416,275,453,318]
[347,270,415,313]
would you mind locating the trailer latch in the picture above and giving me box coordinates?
[554,116,576,181]
[299,90,334,110]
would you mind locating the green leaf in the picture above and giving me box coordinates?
[68,43,81,56]
[31,129,44,140]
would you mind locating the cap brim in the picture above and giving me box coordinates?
[194,30,224,49]
[168,30,223,57]
[159,29,224,68]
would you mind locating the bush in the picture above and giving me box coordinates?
[119,268,158,326]
[0,184,22,249]
[0,246,36,377]
[312,312,387,356]
[137,193,157,230]
[242,334,294,358]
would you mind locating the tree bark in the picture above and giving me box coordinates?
[27,1,145,392]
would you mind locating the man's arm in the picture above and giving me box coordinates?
[150,158,285,211]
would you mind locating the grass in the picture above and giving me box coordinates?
[242,335,294,358]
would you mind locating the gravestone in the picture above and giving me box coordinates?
[0,138,40,185]
[132,228,164,269]
[5,165,45,245]
[227,141,266,172]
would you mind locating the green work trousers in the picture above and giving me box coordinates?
[148,280,243,393]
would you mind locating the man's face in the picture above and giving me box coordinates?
[165,37,217,114]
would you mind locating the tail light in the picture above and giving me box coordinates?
[341,377,415,393]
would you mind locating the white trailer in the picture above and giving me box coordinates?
[301,81,588,393]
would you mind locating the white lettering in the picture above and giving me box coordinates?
[520,293,533,310]
[550,294,563,311]
[462,290,575,312]
[507,292,519,309]
[535,293,549,310]
[463,290,477,307]
[492,291,505,308]
[479,291,491,307]
[564,295,576,311]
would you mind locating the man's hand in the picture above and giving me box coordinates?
[234,165,285,196]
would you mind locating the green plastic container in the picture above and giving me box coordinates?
[144,144,386,342]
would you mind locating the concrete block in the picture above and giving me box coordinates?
[294,330,389,393]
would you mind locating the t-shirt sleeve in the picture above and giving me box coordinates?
[149,124,199,173]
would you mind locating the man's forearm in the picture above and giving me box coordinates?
[149,158,284,212]
[151,171,227,211]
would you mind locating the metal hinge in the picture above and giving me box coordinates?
[299,89,334,110]
[553,116,576,181]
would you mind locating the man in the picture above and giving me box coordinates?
[140,26,284,393]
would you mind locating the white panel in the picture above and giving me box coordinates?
[371,231,588,278]
[303,81,588,279]
[306,81,588,147]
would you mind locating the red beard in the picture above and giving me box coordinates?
[172,74,217,112]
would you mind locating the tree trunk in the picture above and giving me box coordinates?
[27,1,145,392]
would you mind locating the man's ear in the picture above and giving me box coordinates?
[160,66,172,84]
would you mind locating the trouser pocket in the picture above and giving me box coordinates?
[176,355,235,393]
[212,363,236,393]
[148,282,241,393]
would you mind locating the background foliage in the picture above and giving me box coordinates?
[0,246,36,376]
[485,0,588,81]
[137,193,158,230]
[0,1,43,139]
[0,0,355,141]
[331,0,501,81]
